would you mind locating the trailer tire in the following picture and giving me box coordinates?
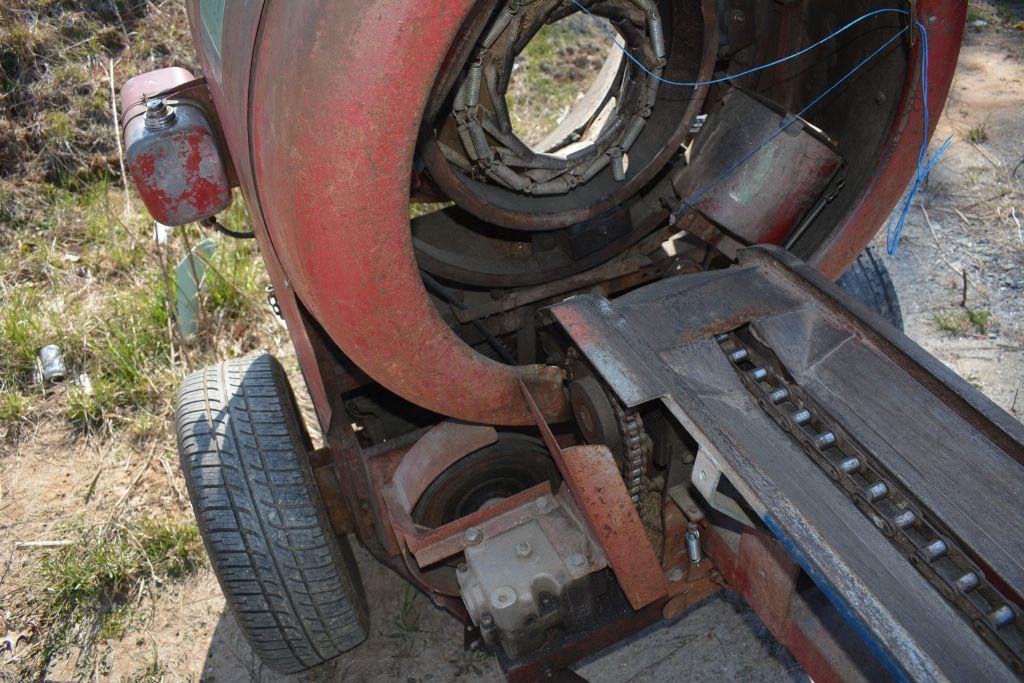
[837,247,904,331]
[175,354,368,675]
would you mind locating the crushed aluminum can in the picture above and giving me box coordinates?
[39,344,67,383]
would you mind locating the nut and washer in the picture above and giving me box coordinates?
[464,527,484,545]
[567,553,587,571]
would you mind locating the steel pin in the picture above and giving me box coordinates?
[815,432,837,449]
[893,510,916,529]
[839,457,860,474]
[955,572,979,592]
[866,482,888,501]
[923,539,947,561]
[991,605,1016,628]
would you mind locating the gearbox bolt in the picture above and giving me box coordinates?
[516,542,532,558]
[568,553,587,570]
[465,527,483,545]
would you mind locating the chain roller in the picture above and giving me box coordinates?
[612,398,652,505]
[716,331,1024,676]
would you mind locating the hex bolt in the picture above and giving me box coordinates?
[457,562,469,575]
[685,529,701,564]
[535,496,551,512]
[490,586,518,609]
[991,605,1016,628]
[751,367,768,381]
[516,542,532,559]
[729,348,749,363]
[568,553,587,571]
[893,509,916,530]
[667,567,684,582]
[956,572,979,592]
[839,457,861,474]
[769,388,789,404]
[815,432,837,449]
[465,527,484,545]
[866,482,888,501]
[792,409,811,426]
[481,614,495,629]
[923,539,947,561]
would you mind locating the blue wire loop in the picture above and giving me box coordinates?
[568,1,951,254]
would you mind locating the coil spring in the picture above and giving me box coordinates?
[648,13,665,60]
[465,59,483,109]
[482,1,520,48]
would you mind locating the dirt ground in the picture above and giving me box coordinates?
[2,10,1023,683]
[877,23,1024,414]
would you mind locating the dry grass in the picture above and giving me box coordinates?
[0,1,285,678]
[505,13,612,147]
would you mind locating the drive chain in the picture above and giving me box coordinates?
[717,331,1024,676]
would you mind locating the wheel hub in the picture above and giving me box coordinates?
[412,434,561,527]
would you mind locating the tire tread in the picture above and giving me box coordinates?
[175,354,367,675]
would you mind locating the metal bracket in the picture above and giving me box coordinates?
[691,446,757,528]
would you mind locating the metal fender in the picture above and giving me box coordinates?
[248,0,569,425]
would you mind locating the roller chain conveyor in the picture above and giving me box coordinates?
[550,245,1024,682]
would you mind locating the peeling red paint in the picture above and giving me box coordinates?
[122,78,231,226]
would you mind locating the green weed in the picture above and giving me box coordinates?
[62,285,173,427]
[965,123,989,143]
[36,517,204,673]
[0,389,31,422]
[933,308,995,336]
[124,648,167,682]
[203,240,265,320]
[0,288,49,387]
[382,585,426,658]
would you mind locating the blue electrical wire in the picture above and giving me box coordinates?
[568,0,952,254]
[885,19,953,254]
[569,2,911,87]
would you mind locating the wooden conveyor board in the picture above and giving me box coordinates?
[550,246,1024,682]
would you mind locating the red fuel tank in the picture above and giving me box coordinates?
[121,67,231,226]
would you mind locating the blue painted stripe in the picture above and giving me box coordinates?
[763,514,912,682]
